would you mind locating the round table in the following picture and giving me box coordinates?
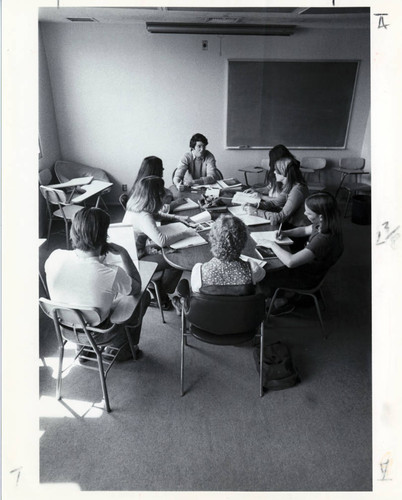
[163,186,286,272]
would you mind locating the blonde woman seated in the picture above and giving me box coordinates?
[191,214,266,295]
[258,159,309,228]
[122,175,194,307]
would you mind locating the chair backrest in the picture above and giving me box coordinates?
[39,185,69,205]
[54,160,110,183]
[38,168,53,186]
[119,193,128,210]
[339,157,365,170]
[39,297,102,328]
[186,293,266,335]
[301,157,327,171]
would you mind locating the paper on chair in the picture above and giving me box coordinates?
[49,176,94,189]
[104,223,139,269]
[250,231,293,246]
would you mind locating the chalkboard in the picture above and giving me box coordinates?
[226,60,359,149]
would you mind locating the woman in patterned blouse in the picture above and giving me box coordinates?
[191,215,266,294]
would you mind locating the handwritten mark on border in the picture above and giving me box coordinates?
[374,13,390,29]
[379,452,392,481]
[376,222,400,248]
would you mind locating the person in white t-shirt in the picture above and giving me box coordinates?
[45,207,150,360]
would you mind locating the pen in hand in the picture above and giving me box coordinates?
[276,222,283,240]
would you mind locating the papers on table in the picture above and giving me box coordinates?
[104,223,139,269]
[171,198,199,212]
[204,187,221,198]
[169,234,208,249]
[250,231,293,246]
[159,222,208,249]
[231,191,261,207]
[190,211,211,224]
[227,206,268,226]
[216,178,243,189]
[240,254,267,268]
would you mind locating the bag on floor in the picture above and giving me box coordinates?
[253,341,299,391]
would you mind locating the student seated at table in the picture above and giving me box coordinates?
[44,207,150,360]
[126,156,173,207]
[191,214,266,294]
[122,175,194,308]
[258,192,343,315]
[173,133,220,190]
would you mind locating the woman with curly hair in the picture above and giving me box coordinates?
[190,214,266,294]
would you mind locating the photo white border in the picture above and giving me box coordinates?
[3,1,402,498]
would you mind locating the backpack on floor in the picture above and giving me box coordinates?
[253,341,300,391]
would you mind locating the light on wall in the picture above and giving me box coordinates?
[146,23,296,36]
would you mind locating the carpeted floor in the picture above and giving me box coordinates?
[39,202,372,491]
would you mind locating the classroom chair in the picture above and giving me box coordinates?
[54,160,111,211]
[238,158,269,189]
[39,296,146,413]
[300,157,327,192]
[266,276,329,339]
[118,192,166,323]
[178,280,266,397]
[334,157,370,217]
[39,169,83,249]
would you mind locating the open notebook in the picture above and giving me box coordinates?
[228,205,268,226]
[104,223,139,269]
[159,222,208,249]
[250,231,293,246]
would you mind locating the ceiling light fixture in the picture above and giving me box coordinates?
[146,23,296,36]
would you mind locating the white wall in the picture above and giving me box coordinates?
[40,22,370,201]
[39,27,61,235]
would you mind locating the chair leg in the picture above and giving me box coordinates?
[46,218,53,249]
[96,352,111,412]
[344,190,352,218]
[56,345,64,400]
[259,322,264,397]
[152,281,165,324]
[266,288,281,323]
[124,326,139,360]
[181,316,185,397]
[311,294,326,339]
[64,219,70,249]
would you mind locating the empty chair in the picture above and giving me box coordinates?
[55,160,111,210]
[39,297,144,412]
[39,169,83,249]
[178,280,266,397]
[300,157,327,192]
[266,276,328,339]
[238,158,269,188]
[335,157,370,217]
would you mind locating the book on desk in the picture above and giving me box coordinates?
[159,222,208,249]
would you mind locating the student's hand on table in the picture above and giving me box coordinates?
[175,215,191,224]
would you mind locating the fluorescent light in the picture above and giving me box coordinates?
[146,23,295,36]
